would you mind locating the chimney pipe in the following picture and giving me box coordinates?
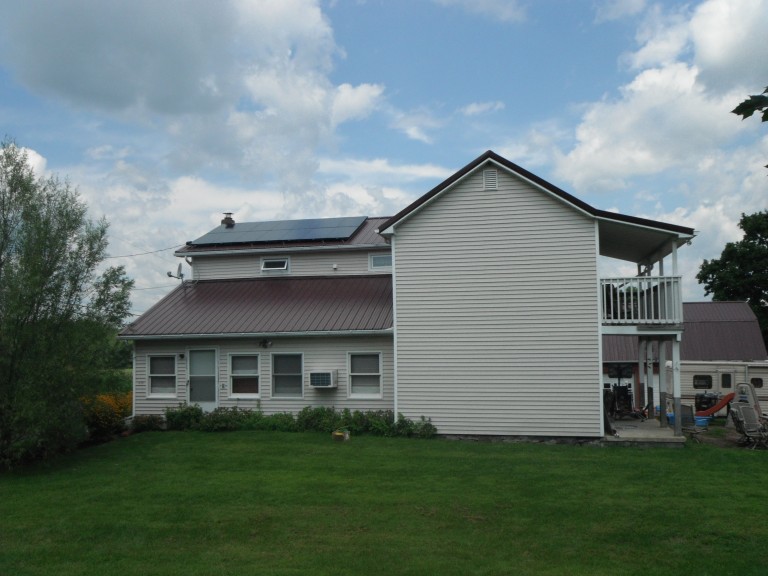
[221,212,235,228]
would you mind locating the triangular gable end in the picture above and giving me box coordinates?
[377,150,696,265]
[377,150,599,236]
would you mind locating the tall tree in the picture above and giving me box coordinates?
[0,139,134,467]
[697,211,768,347]
[732,85,768,168]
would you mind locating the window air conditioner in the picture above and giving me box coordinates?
[309,370,337,389]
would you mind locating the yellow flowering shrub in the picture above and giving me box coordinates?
[81,391,132,441]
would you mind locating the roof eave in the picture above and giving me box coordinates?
[175,243,390,258]
[119,328,394,341]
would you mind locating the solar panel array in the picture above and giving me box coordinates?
[188,215,368,246]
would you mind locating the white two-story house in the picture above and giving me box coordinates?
[120,151,696,438]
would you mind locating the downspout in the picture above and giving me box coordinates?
[130,348,136,419]
[595,220,606,436]
[391,233,399,417]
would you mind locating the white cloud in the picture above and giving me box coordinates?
[331,83,385,126]
[318,157,452,182]
[22,147,47,177]
[624,6,690,70]
[552,0,768,302]
[433,0,526,22]
[556,63,741,191]
[0,0,390,204]
[389,108,443,144]
[594,0,647,22]
[554,1,768,195]
[689,0,768,92]
[460,101,505,116]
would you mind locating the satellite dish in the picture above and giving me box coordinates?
[166,263,185,281]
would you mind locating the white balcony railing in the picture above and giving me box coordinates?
[601,276,682,326]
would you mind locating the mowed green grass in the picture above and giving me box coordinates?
[1,432,766,576]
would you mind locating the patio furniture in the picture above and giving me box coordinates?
[731,402,768,449]
[679,404,704,443]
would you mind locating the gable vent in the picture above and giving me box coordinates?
[483,169,498,190]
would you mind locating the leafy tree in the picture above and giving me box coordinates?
[0,139,134,467]
[732,85,768,168]
[697,211,768,347]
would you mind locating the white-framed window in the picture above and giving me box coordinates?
[349,352,382,398]
[272,353,303,398]
[369,253,392,270]
[230,354,259,397]
[261,257,290,273]
[148,355,176,396]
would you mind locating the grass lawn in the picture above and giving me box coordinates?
[1,432,766,576]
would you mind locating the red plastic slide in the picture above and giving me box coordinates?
[695,392,735,417]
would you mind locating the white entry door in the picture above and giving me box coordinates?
[189,349,217,412]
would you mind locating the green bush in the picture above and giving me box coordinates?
[0,398,87,469]
[260,412,299,432]
[164,403,204,430]
[413,415,438,438]
[366,410,397,437]
[296,406,342,433]
[198,407,251,432]
[157,404,437,438]
[130,414,165,432]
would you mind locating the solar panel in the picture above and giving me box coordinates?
[188,216,368,246]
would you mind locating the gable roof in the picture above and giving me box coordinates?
[120,275,393,339]
[603,302,768,362]
[378,150,696,264]
[177,216,390,256]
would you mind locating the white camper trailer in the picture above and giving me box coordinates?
[665,361,768,415]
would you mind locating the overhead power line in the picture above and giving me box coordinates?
[105,245,182,259]
[132,284,179,291]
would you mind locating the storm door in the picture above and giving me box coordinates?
[188,349,217,412]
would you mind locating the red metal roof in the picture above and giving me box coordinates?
[603,302,768,362]
[176,217,390,255]
[120,275,393,338]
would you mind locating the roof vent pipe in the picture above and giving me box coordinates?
[221,212,235,228]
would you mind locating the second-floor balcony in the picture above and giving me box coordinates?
[601,276,682,327]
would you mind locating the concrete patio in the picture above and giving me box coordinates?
[604,416,685,447]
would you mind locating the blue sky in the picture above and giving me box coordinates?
[1,0,767,315]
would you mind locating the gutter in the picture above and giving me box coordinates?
[176,243,389,258]
[119,328,394,341]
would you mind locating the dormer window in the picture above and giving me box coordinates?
[261,258,289,273]
[369,253,392,270]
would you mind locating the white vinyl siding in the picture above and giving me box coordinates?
[133,335,394,416]
[392,167,601,437]
[191,249,391,280]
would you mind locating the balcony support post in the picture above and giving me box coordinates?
[658,340,668,427]
[672,337,682,437]
[645,339,655,418]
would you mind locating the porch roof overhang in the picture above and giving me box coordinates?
[119,275,393,340]
[596,214,695,265]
